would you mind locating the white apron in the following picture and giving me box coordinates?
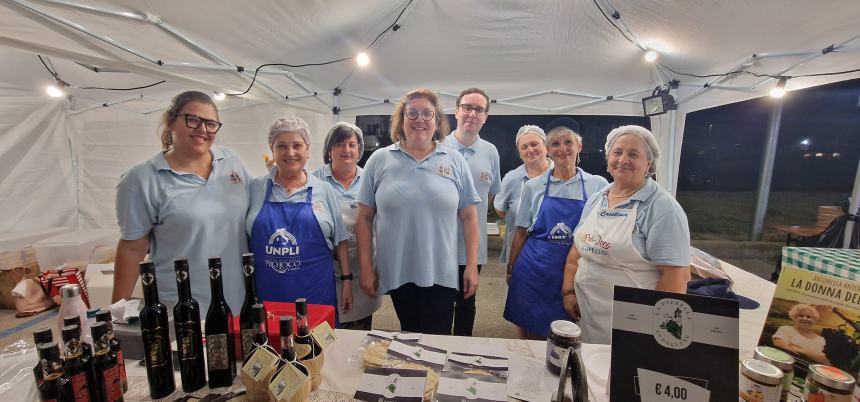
[573,201,661,345]
[334,198,382,322]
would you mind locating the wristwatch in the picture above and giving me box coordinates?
[339,273,354,281]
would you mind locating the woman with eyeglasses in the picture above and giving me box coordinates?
[503,117,608,339]
[247,116,351,317]
[113,91,250,313]
[310,122,381,330]
[356,88,481,335]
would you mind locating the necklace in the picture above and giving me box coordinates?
[608,179,647,199]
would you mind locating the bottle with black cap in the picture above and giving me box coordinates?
[61,324,99,402]
[32,327,53,387]
[95,309,127,393]
[63,315,93,358]
[240,303,279,401]
[239,253,262,360]
[37,342,74,402]
[138,260,175,399]
[276,315,302,371]
[173,257,206,392]
[205,256,236,388]
[91,322,123,402]
[294,298,318,359]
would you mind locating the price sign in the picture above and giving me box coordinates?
[637,368,710,402]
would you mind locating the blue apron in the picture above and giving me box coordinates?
[250,180,337,314]
[503,168,588,337]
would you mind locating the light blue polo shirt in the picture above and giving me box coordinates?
[246,167,348,250]
[358,142,481,295]
[115,146,250,313]
[575,178,691,267]
[515,168,609,231]
[442,133,501,265]
[493,160,553,263]
[310,164,363,203]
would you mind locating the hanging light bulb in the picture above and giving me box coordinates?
[213,91,226,101]
[46,84,64,98]
[644,50,658,63]
[769,77,788,98]
[356,52,370,67]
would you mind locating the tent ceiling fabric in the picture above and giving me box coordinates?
[2,0,859,117]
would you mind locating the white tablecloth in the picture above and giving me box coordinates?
[121,260,775,401]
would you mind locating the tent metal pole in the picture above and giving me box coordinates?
[496,90,554,102]
[67,95,145,116]
[552,98,607,113]
[845,156,860,248]
[9,0,162,65]
[677,56,754,104]
[493,101,550,112]
[668,94,677,196]
[554,90,604,100]
[34,0,147,20]
[342,92,386,103]
[439,91,459,98]
[750,33,860,90]
[750,99,784,241]
[339,101,387,113]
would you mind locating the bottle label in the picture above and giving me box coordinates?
[70,371,91,402]
[268,363,309,401]
[241,346,278,381]
[740,372,781,402]
[117,349,127,385]
[207,334,230,370]
[178,321,200,360]
[102,365,123,402]
[143,326,168,367]
[241,328,256,358]
[310,321,336,350]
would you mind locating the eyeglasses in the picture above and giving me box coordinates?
[178,113,222,134]
[405,108,436,121]
[458,104,487,116]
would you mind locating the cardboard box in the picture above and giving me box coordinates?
[85,263,142,310]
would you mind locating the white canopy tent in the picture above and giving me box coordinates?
[0,0,859,234]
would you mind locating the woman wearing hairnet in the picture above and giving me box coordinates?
[246,116,352,316]
[311,122,381,330]
[562,125,691,345]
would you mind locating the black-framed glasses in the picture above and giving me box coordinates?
[405,108,436,121]
[458,104,487,116]
[178,113,222,134]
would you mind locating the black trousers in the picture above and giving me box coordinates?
[389,283,457,335]
[453,264,483,336]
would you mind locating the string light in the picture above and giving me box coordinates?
[46,84,64,98]
[644,50,658,63]
[213,91,226,101]
[356,52,370,67]
[769,77,788,98]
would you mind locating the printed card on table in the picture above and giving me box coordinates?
[447,352,509,373]
[354,367,427,402]
[758,266,860,395]
[367,330,422,342]
[610,286,739,402]
[436,372,507,402]
[386,339,447,370]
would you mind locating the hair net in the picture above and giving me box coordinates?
[268,116,310,146]
[604,125,660,176]
[515,125,546,145]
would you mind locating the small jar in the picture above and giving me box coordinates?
[739,359,784,402]
[803,365,855,402]
[546,320,581,375]
[755,346,795,402]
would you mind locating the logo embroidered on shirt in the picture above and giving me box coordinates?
[436,163,452,178]
[228,170,242,184]
[479,170,492,183]
[312,200,325,214]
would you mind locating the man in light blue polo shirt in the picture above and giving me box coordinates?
[443,88,502,336]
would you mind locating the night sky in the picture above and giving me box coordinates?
[357,78,859,193]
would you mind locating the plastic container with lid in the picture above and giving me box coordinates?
[33,229,118,271]
[755,346,795,401]
[803,365,855,402]
[546,320,581,374]
[739,359,784,402]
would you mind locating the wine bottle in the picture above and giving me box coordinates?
[138,261,176,399]
[61,324,98,402]
[173,258,206,392]
[91,322,123,402]
[63,315,93,358]
[37,342,75,402]
[239,253,261,360]
[32,327,53,388]
[294,298,318,359]
[95,309,127,393]
[205,256,236,388]
[277,315,299,370]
